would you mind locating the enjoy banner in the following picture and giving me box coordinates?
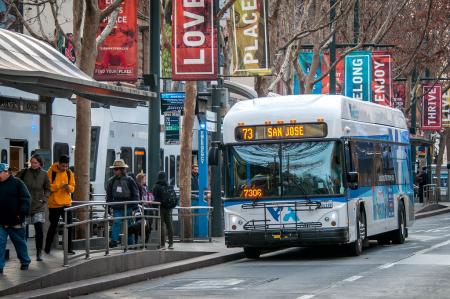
[172,0,217,81]
[372,51,392,106]
[344,51,372,101]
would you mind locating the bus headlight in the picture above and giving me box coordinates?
[320,211,338,227]
[228,214,246,231]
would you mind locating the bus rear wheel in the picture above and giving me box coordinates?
[244,247,261,259]
[391,201,406,244]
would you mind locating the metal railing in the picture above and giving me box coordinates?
[63,200,161,266]
[172,206,213,242]
[423,184,439,205]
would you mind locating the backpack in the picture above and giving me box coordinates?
[50,169,71,183]
[160,185,178,209]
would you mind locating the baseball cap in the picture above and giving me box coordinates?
[0,163,9,172]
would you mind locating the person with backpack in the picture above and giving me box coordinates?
[106,159,139,247]
[16,154,51,261]
[152,171,176,249]
[0,163,31,273]
[44,155,75,255]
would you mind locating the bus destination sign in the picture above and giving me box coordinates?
[235,123,327,141]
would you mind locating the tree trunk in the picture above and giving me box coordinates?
[179,81,196,240]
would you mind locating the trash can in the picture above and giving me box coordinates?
[191,192,209,238]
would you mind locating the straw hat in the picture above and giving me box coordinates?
[110,159,129,169]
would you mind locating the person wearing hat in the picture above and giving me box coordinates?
[0,163,32,273]
[44,155,75,255]
[106,159,139,247]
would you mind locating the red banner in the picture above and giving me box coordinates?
[321,53,344,94]
[392,82,406,110]
[372,51,392,106]
[94,0,137,81]
[422,85,442,131]
[172,0,217,81]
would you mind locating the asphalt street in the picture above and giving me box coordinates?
[80,214,450,299]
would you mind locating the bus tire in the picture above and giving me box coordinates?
[391,201,406,244]
[244,247,261,259]
[348,209,365,256]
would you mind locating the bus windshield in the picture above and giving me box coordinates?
[225,141,344,198]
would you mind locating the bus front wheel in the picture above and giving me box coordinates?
[391,201,406,244]
[348,209,366,256]
[244,247,261,259]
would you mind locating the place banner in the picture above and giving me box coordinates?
[94,0,138,81]
[172,0,217,81]
[231,0,270,76]
[422,84,442,131]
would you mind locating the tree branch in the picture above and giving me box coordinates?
[216,0,237,20]
[99,0,124,21]
[96,8,120,47]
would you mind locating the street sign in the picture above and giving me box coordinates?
[206,121,217,132]
[164,115,180,144]
[161,92,185,114]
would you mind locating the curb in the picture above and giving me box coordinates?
[8,250,245,299]
[415,207,450,219]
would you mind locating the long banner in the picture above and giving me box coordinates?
[94,0,138,81]
[422,84,442,131]
[231,0,270,76]
[372,51,392,106]
[344,51,372,101]
[172,0,217,81]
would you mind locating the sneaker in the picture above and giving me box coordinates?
[36,251,43,262]
[44,248,50,254]
[168,244,174,250]
[20,264,29,270]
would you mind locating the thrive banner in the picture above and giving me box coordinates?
[94,0,138,81]
[392,82,406,110]
[172,0,217,81]
[422,85,442,131]
[344,51,372,101]
[321,53,344,94]
[231,0,270,76]
[372,51,392,106]
[293,52,322,94]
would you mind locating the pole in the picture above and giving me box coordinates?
[329,0,336,94]
[149,0,161,187]
[353,0,360,43]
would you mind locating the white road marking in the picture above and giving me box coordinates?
[413,239,450,255]
[378,263,396,269]
[343,275,363,282]
[174,278,244,290]
[296,295,315,299]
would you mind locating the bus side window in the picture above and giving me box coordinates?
[134,147,146,174]
[105,149,115,189]
[1,149,7,163]
[53,143,69,162]
[120,147,133,174]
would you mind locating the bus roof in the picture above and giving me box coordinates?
[223,95,408,143]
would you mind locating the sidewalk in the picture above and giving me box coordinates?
[2,203,450,298]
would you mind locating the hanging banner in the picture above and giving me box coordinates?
[94,0,138,81]
[172,0,217,81]
[293,52,322,94]
[321,53,344,94]
[442,89,450,128]
[372,51,392,106]
[392,82,406,110]
[422,85,442,131]
[231,0,270,76]
[344,51,372,101]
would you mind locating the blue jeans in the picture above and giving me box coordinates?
[111,207,134,245]
[0,226,31,270]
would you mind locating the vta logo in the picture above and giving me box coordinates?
[267,207,299,222]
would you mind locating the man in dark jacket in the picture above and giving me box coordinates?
[0,163,32,273]
[153,171,174,249]
[106,159,139,247]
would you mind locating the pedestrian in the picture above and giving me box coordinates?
[106,159,139,247]
[0,163,32,273]
[191,164,199,191]
[16,154,51,261]
[128,171,152,244]
[44,155,75,255]
[152,171,174,249]
[416,166,428,203]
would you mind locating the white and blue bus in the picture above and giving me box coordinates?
[220,95,414,258]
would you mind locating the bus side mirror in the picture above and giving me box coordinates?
[208,147,220,166]
[347,172,359,190]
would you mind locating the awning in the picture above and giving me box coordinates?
[0,28,155,108]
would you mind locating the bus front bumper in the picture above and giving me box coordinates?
[225,227,349,248]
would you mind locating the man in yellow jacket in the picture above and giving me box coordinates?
[44,155,75,254]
